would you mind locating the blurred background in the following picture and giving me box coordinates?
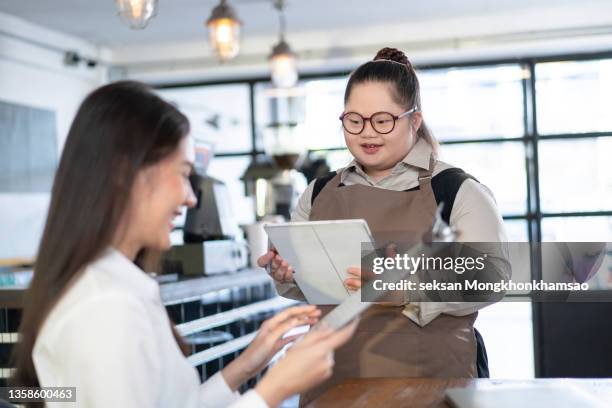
[1,0,612,390]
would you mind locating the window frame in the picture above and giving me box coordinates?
[153,50,612,377]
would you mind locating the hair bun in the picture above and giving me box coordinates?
[373,47,411,69]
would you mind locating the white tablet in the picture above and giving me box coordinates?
[315,289,370,329]
[264,219,375,305]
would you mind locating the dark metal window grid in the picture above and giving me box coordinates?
[153,50,612,379]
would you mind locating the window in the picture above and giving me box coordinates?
[536,59,612,135]
[503,219,529,242]
[419,65,525,141]
[538,138,612,213]
[541,216,612,242]
[255,78,348,152]
[157,84,252,154]
[157,84,255,228]
[439,142,527,216]
[475,301,534,379]
[156,52,612,381]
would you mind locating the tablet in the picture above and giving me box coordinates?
[315,289,370,329]
[264,219,375,305]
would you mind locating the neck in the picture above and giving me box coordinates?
[364,166,392,181]
[113,235,140,262]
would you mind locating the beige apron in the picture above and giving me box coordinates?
[301,156,477,405]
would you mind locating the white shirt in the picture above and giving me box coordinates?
[33,248,268,408]
[277,138,511,326]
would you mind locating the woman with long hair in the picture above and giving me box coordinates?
[12,81,355,407]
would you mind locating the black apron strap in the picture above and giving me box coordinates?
[430,167,479,224]
[474,327,490,378]
[311,171,338,205]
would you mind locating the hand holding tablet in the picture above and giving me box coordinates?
[264,219,375,305]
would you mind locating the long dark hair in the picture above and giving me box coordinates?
[11,81,190,388]
[344,47,439,154]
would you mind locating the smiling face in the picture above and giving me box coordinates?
[343,81,422,180]
[116,136,197,257]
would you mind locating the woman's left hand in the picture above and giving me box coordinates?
[222,305,321,390]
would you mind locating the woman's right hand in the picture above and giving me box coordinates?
[257,249,295,284]
[254,320,358,408]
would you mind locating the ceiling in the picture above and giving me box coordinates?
[0,0,595,48]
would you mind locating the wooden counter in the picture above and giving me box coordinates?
[307,378,612,408]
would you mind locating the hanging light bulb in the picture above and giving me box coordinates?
[270,40,298,88]
[206,0,242,62]
[269,0,298,88]
[116,0,158,29]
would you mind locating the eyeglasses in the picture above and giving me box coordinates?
[339,107,418,135]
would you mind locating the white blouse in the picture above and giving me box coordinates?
[33,248,267,408]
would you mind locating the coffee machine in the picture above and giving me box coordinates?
[241,152,307,220]
[184,174,241,242]
[241,87,308,220]
[163,143,248,276]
